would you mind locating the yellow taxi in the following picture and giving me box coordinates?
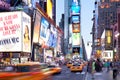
[70,62,84,72]
[47,65,61,74]
[0,62,52,80]
[66,61,73,68]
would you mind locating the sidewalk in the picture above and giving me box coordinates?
[85,68,120,80]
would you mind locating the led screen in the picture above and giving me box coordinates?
[47,0,53,18]
[72,23,80,33]
[72,33,80,46]
[71,5,80,14]
[72,15,79,23]
[46,24,57,48]
[40,17,49,41]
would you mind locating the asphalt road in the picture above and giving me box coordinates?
[52,65,86,80]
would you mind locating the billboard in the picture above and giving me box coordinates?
[47,25,57,48]
[72,23,80,33]
[105,29,113,50]
[71,15,80,23]
[72,47,80,54]
[33,10,41,43]
[71,5,80,15]
[72,33,80,46]
[47,0,53,18]
[22,12,31,52]
[0,11,28,52]
[102,50,113,59]
[72,0,80,6]
[39,17,49,48]
[40,17,49,40]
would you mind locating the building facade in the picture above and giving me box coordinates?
[93,0,120,59]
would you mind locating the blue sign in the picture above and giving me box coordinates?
[72,15,80,23]
[71,5,80,14]
[40,17,49,38]
[72,0,79,6]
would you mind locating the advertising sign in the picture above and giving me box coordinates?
[22,12,31,52]
[0,11,22,52]
[72,23,80,33]
[105,29,113,50]
[72,33,80,46]
[33,10,41,43]
[72,0,80,6]
[102,50,113,59]
[47,0,53,18]
[71,15,80,23]
[39,17,49,48]
[47,25,57,48]
[40,17,49,40]
[72,47,80,54]
[71,5,80,15]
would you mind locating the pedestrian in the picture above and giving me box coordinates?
[87,59,93,73]
[95,58,102,72]
[106,60,110,72]
[112,59,119,80]
[92,59,96,74]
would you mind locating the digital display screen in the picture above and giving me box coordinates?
[71,5,80,14]
[40,17,49,40]
[72,15,79,23]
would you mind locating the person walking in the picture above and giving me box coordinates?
[112,59,119,80]
[87,59,93,73]
[106,60,110,72]
[95,58,103,72]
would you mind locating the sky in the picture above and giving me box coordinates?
[56,0,95,59]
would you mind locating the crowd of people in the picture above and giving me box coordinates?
[87,58,120,80]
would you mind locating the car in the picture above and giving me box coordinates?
[47,63,62,74]
[0,62,52,80]
[66,61,73,68]
[70,62,84,72]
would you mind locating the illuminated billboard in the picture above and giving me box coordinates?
[71,5,80,15]
[0,11,31,52]
[72,23,80,33]
[47,25,57,48]
[72,47,80,54]
[71,15,80,23]
[22,12,31,52]
[33,10,41,43]
[40,17,49,40]
[72,0,80,6]
[72,33,80,46]
[39,17,49,48]
[102,50,113,59]
[47,0,53,18]
[105,29,113,50]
